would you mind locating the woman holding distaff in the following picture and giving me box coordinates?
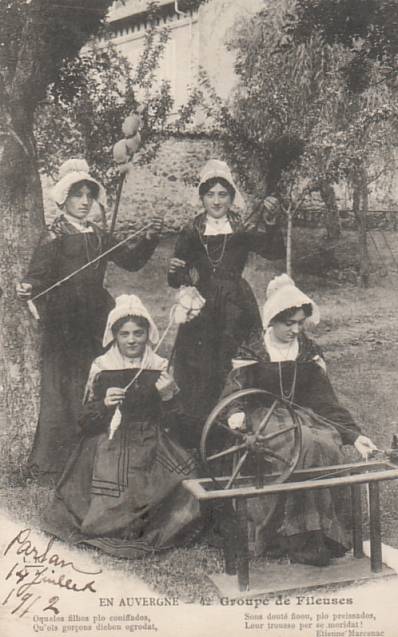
[16,159,162,480]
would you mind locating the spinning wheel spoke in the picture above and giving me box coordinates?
[259,424,298,443]
[226,451,249,489]
[200,388,303,489]
[253,400,278,438]
[262,448,291,466]
[207,442,248,462]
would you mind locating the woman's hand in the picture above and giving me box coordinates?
[104,387,126,408]
[146,216,163,239]
[312,355,327,373]
[169,257,186,273]
[354,435,378,459]
[16,282,32,300]
[262,196,280,225]
[228,412,246,431]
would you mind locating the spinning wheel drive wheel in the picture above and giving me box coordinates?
[200,389,303,490]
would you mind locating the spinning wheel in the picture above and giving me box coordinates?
[200,388,303,489]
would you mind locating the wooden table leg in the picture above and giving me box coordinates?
[236,498,249,591]
[351,485,364,558]
[368,482,382,573]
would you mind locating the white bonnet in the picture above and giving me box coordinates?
[50,159,107,208]
[103,294,159,347]
[263,274,320,329]
[197,159,245,210]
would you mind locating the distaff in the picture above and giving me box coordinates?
[17,110,160,312]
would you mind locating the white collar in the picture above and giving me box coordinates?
[264,328,299,362]
[204,214,233,236]
[63,213,93,233]
[84,344,176,403]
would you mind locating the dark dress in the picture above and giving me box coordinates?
[221,330,361,556]
[42,368,200,559]
[168,211,285,440]
[22,216,158,478]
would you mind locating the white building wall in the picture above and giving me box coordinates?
[109,8,199,112]
[197,0,263,101]
[107,0,262,111]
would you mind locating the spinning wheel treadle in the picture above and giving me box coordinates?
[200,388,303,489]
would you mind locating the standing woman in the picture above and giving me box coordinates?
[168,160,285,442]
[16,159,162,480]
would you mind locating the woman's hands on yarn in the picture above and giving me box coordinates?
[16,282,32,300]
[169,257,186,273]
[146,216,163,239]
[104,387,126,408]
[354,435,378,459]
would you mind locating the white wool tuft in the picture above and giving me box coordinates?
[266,274,295,299]
[58,158,90,179]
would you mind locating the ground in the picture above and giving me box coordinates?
[1,228,398,601]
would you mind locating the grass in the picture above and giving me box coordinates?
[2,228,398,597]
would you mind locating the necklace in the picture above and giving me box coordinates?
[201,233,229,272]
[278,361,297,403]
[265,329,298,362]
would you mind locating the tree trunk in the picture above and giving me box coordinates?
[352,169,370,288]
[359,170,370,288]
[0,0,115,477]
[286,209,293,277]
[319,181,341,240]
[0,118,44,474]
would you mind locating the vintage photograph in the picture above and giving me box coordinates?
[1,1,398,635]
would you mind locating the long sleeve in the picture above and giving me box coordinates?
[155,359,179,402]
[219,363,255,420]
[304,367,361,445]
[110,234,159,272]
[168,227,194,288]
[245,224,285,260]
[22,232,59,295]
[79,374,113,436]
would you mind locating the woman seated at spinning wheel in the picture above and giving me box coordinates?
[220,274,376,567]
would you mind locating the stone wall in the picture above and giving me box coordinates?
[116,136,224,231]
[43,136,229,231]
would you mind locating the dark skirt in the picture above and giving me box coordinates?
[246,407,351,556]
[42,421,201,559]
[28,331,100,479]
[173,276,262,442]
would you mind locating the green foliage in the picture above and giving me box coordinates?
[196,2,349,196]
[34,31,174,194]
[178,0,209,12]
[288,0,398,92]
[190,1,397,204]
[0,0,113,108]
